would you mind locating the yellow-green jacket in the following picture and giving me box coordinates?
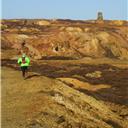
[17,57,30,67]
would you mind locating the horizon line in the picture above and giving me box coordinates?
[1,17,128,21]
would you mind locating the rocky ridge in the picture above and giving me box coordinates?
[1,19,128,59]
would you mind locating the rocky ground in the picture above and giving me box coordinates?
[1,19,128,59]
[1,56,128,128]
[1,19,128,128]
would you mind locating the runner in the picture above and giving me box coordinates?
[17,54,30,79]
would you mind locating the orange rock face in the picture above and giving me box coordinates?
[1,19,128,59]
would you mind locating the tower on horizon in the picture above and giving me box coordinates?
[97,12,103,20]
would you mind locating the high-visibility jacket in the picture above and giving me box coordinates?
[17,57,30,67]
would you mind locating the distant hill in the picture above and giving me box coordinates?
[1,19,128,60]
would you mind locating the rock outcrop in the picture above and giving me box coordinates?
[1,19,128,60]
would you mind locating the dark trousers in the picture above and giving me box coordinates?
[21,66,28,77]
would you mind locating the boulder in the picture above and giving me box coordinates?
[36,20,51,26]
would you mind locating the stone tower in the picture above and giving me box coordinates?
[97,12,103,20]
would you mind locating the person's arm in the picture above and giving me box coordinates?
[26,57,30,65]
[18,58,22,64]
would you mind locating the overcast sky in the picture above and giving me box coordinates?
[1,0,128,20]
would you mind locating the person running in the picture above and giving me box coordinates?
[18,54,30,78]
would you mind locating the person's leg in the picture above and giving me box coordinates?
[21,67,25,78]
[23,68,25,77]
[21,67,25,77]
[21,66,28,78]
[24,66,28,78]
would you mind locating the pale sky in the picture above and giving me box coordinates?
[1,0,128,20]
